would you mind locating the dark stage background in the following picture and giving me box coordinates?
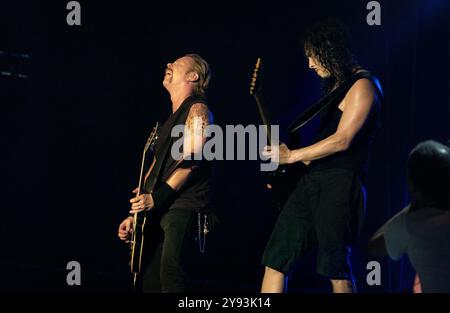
[1,0,449,292]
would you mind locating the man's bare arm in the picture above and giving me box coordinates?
[166,102,212,191]
[289,79,377,163]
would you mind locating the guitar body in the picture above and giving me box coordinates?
[266,162,307,210]
[130,210,147,275]
[129,123,160,287]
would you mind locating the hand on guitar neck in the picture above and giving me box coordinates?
[262,143,311,166]
[129,192,155,214]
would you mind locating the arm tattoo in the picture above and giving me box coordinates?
[186,103,210,135]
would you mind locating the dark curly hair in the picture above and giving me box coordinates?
[303,20,357,94]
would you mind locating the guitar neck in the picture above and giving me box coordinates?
[253,91,273,145]
[136,149,148,196]
[136,124,159,196]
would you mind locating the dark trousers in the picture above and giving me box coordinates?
[141,208,209,293]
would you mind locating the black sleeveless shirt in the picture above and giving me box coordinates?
[309,73,382,179]
[151,95,211,211]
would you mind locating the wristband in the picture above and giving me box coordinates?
[151,182,176,209]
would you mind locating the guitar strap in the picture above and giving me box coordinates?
[287,71,383,134]
[143,95,207,193]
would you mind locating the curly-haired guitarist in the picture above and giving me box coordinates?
[261,21,383,293]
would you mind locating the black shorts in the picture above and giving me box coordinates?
[261,168,366,280]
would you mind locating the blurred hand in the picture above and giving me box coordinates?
[118,216,134,243]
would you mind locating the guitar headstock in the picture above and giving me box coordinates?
[144,122,160,152]
[250,57,263,96]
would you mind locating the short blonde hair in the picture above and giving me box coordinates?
[185,54,211,97]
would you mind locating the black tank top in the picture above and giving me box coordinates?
[309,73,382,179]
[152,95,211,211]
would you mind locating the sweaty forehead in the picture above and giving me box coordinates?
[174,56,193,66]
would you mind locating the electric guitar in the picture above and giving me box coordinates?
[250,59,381,211]
[129,122,159,287]
[250,57,306,210]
